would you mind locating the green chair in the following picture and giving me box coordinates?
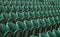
[0,24,12,37]
[16,12,25,20]
[40,18,46,27]
[24,20,35,35]
[53,29,60,37]
[30,12,35,18]
[44,11,49,17]
[54,16,59,24]
[24,12,30,19]
[31,20,40,28]
[47,31,57,37]
[49,17,56,25]
[40,11,45,17]
[16,21,29,37]
[6,22,22,37]
[35,11,40,18]
[9,12,18,21]
[1,13,10,21]
[46,17,51,26]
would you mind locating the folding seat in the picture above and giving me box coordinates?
[3,1,8,6]
[16,21,30,37]
[16,21,28,32]
[0,24,12,37]
[49,17,56,25]
[31,19,41,35]
[13,1,18,6]
[54,16,59,24]
[9,12,18,21]
[29,12,35,19]
[16,6,24,12]
[1,13,10,21]
[9,1,15,6]
[35,11,40,18]
[24,20,34,30]
[10,6,17,12]
[31,20,40,28]
[53,29,60,37]
[4,6,11,13]
[47,30,57,37]
[55,10,59,15]
[28,5,33,11]
[24,12,30,19]
[24,6,29,11]
[33,5,38,11]
[20,6,25,11]
[16,6,20,12]
[48,11,53,16]
[16,12,25,20]
[52,11,56,16]
[6,22,22,37]
[40,18,46,27]
[40,11,45,17]
[39,28,60,37]
[45,18,51,26]
[44,11,49,17]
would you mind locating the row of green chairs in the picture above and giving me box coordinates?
[46,0,60,2]
[1,5,60,13]
[15,16,60,28]
[1,1,60,6]
[26,28,60,37]
[0,0,48,2]
[39,28,60,37]
[0,11,60,21]
[0,16,60,37]
[0,15,60,29]
[1,0,60,2]
[0,0,39,2]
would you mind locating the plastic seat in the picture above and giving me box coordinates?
[47,31,57,37]
[24,12,30,19]
[35,11,40,18]
[16,21,27,31]
[16,12,25,20]
[1,13,10,21]
[30,12,35,18]
[53,29,60,37]
[6,22,22,37]
[51,17,56,25]
[0,24,12,37]
[31,20,40,28]
[9,12,18,21]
